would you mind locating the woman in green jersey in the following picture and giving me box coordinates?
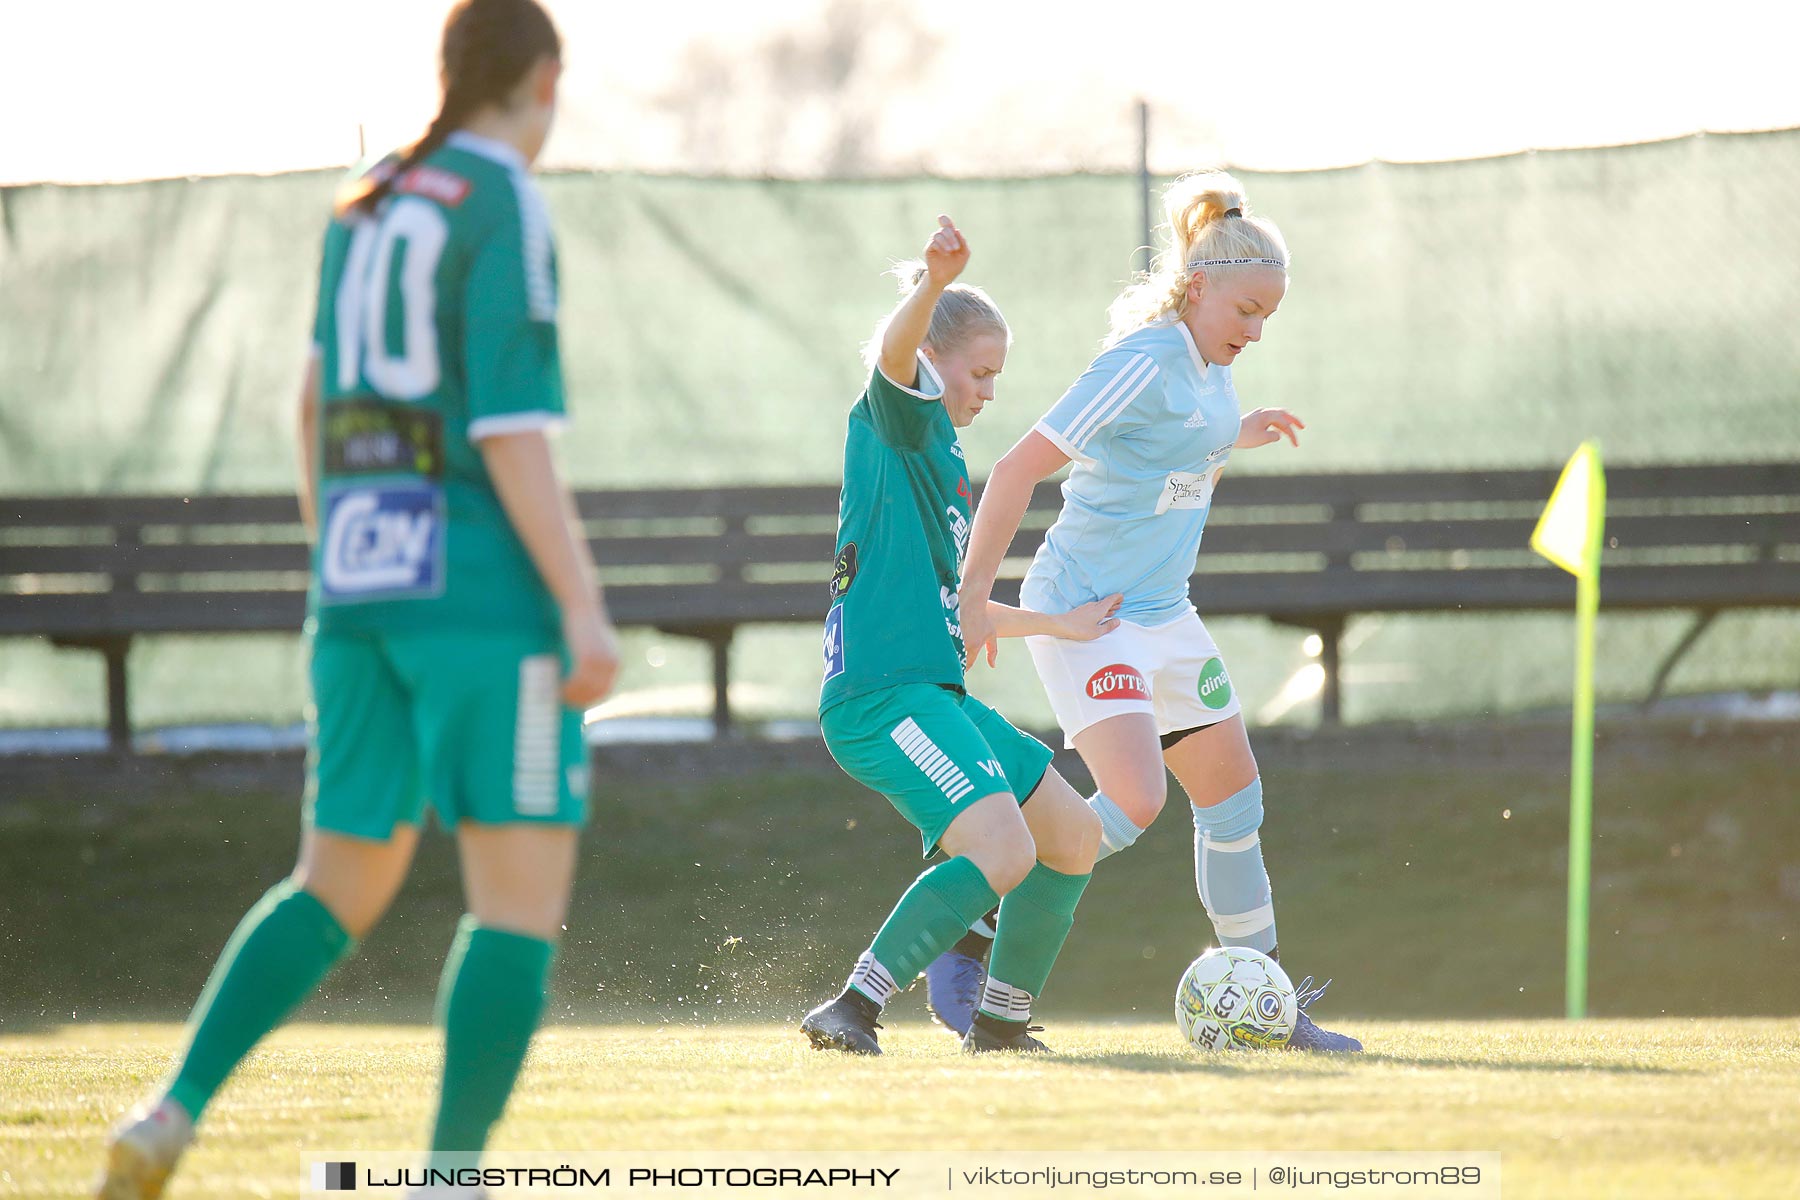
[801,217,1122,1056]
[98,3,616,1197]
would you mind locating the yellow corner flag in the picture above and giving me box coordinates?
[1531,441,1606,578]
[1532,440,1606,1021]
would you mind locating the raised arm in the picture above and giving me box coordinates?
[877,216,968,388]
[958,428,1074,667]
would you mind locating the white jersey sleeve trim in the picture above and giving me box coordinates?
[876,349,945,401]
[508,173,557,322]
[1034,420,1093,468]
[1046,353,1159,455]
[467,411,568,443]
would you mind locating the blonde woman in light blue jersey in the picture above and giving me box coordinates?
[941,172,1361,1052]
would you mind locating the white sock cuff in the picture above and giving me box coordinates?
[1204,903,1277,940]
[978,976,1035,1022]
[846,951,899,1008]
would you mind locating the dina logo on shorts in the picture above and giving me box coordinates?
[1086,664,1150,701]
[1198,657,1232,710]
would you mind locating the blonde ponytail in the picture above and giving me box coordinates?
[1106,170,1288,344]
[863,260,1011,367]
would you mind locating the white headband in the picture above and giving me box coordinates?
[1187,257,1286,270]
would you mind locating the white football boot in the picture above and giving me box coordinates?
[96,1097,194,1199]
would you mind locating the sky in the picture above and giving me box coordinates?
[2,0,1797,184]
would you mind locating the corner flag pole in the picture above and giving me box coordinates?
[1530,441,1606,1020]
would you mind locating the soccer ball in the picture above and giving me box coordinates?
[1175,946,1297,1050]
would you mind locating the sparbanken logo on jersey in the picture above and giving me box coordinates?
[1087,664,1150,701]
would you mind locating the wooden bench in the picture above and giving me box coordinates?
[4,462,1797,752]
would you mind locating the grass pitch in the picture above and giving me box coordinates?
[4,725,1796,1026]
[5,1018,1798,1199]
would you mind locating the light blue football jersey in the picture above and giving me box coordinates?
[1021,320,1241,626]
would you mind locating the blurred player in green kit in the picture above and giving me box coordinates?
[97,3,617,1197]
[800,217,1122,1056]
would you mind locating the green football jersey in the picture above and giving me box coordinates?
[819,352,973,714]
[307,131,565,637]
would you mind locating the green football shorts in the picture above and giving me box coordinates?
[305,628,589,840]
[820,682,1055,857]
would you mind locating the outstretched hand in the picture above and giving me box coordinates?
[1235,407,1305,449]
[961,598,998,670]
[924,215,970,288]
[1052,593,1124,642]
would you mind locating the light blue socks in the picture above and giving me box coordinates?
[1191,778,1277,954]
[1087,792,1143,862]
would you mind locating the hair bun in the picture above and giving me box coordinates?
[1163,172,1249,245]
[1102,169,1285,345]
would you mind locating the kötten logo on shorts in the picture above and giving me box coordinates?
[1086,664,1150,701]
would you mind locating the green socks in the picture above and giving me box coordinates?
[428,917,556,1156]
[980,863,1092,1025]
[166,880,354,1120]
[848,856,1000,1008]
[160,886,554,1160]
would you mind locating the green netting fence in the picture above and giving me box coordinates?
[2,130,1796,731]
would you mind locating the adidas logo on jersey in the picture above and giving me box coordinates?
[1184,409,1208,429]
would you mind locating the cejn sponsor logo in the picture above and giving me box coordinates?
[946,504,971,566]
[822,606,846,683]
[1087,664,1150,701]
[319,483,443,601]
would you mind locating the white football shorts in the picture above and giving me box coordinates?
[1025,607,1242,747]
